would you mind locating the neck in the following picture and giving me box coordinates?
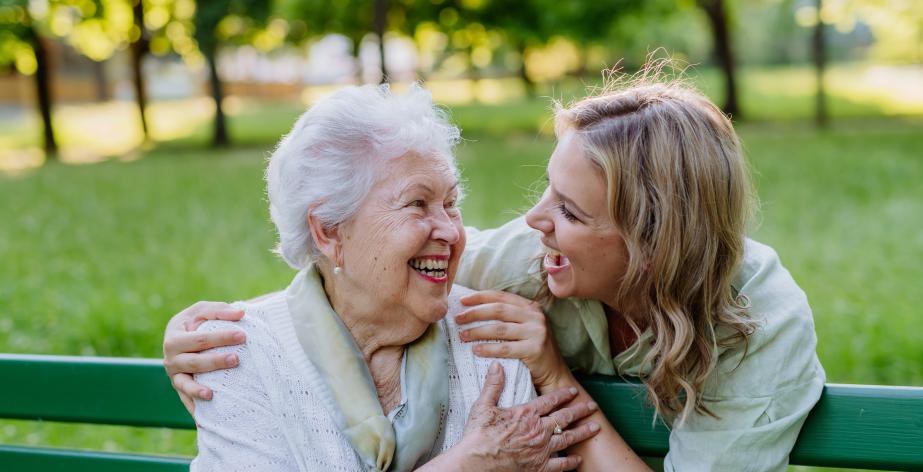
[319,266,429,362]
[603,303,646,354]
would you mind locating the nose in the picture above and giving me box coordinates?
[525,189,554,235]
[431,209,461,245]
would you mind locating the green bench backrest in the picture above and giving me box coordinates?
[1,354,921,471]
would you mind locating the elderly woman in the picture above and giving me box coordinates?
[182,85,599,471]
[168,70,825,471]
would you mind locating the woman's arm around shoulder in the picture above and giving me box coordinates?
[190,309,299,471]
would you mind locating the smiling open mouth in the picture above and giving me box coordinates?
[543,250,570,275]
[409,257,448,281]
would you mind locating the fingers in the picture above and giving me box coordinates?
[164,329,246,358]
[461,322,530,343]
[543,455,583,472]
[178,391,196,416]
[549,421,602,452]
[183,305,245,331]
[544,454,582,472]
[471,340,531,360]
[460,290,537,309]
[523,386,579,417]
[170,372,213,402]
[547,401,598,429]
[456,302,531,325]
[472,362,506,410]
[169,351,240,376]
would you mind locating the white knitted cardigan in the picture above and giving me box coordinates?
[191,285,536,471]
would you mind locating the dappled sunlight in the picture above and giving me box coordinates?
[830,65,923,115]
[3,64,921,176]
[299,78,524,106]
[0,98,215,173]
[0,147,44,175]
[745,64,923,116]
[147,97,215,141]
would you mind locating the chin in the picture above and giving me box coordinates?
[547,278,573,299]
[418,298,449,323]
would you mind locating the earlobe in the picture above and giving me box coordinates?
[306,210,340,264]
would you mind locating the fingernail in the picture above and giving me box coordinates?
[588,422,600,432]
[588,401,598,411]
[199,389,212,400]
[568,387,578,395]
[233,332,246,343]
[226,354,239,366]
[490,361,500,374]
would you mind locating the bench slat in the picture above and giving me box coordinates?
[579,375,923,471]
[0,354,194,429]
[0,445,190,471]
[2,355,922,470]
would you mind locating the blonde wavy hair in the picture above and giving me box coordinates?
[551,65,756,424]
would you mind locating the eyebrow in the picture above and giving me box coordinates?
[399,180,459,197]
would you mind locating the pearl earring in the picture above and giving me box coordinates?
[334,266,342,275]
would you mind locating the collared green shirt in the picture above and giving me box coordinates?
[455,217,826,472]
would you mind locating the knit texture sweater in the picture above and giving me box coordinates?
[190,284,536,471]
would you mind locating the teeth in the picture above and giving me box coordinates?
[409,257,448,271]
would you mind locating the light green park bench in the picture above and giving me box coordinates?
[1,354,921,471]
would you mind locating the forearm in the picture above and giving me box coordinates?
[540,371,651,472]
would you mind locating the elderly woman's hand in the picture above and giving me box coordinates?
[457,291,569,392]
[453,362,600,472]
[162,301,247,414]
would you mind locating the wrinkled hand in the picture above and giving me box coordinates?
[458,362,600,472]
[457,291,568,390]
[162,301,247,413]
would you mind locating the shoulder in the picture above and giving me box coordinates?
[197,293,285,340]
[457,217,543,295]
[194,292,291,371]
[710,239,825,398]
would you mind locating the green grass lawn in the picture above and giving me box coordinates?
[1,65,922,467]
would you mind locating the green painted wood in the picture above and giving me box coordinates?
[0,354,194,429]
[578,375,923,471]
[2,355,922,470]
[793,384,923,471]
[0,445,190,471]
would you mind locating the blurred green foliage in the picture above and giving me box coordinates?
[1,66,922,469]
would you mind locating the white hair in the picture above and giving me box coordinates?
[266,84,462,269]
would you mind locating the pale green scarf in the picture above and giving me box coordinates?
[285,266,449,471]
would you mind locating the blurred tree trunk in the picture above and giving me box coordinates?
[813,0,828,128]
[205,50,229,147]
[351,38,363,84]
[131,0,150,140]
[515,41,536,98]
[26,23,57,157]
[374,0,388,83]
[698,0,741,118]
[91,60,110,102]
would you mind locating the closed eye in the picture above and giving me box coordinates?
[557,201,579,223]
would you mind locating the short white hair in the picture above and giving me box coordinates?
[266,84,462,269]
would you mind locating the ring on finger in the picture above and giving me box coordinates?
[551,416,563,435]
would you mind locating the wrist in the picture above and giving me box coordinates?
[537,367,579,395]
[445,437,494,471]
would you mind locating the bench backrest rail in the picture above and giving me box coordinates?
[1,354,921,471]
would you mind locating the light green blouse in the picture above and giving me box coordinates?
[455,217,826,472]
